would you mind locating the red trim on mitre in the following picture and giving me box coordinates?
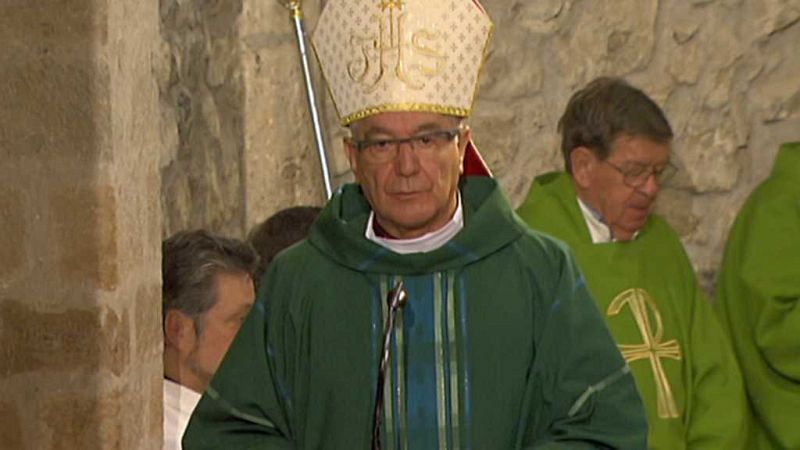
[462,140,492,177]
[472,0,488,15]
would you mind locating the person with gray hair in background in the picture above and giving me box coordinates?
[517,77,748,449]
[162,229,258,450]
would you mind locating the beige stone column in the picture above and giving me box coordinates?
[0,0,163,448]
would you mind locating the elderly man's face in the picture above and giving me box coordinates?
[577,135,671,241]
[345,112,469,239]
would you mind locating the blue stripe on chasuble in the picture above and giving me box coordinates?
[378,273,464,449]
[403,275,439,449]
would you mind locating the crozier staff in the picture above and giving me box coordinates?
[278,0,333,198]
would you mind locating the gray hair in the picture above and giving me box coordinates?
[162,229,258,335]
[559,77,673,173]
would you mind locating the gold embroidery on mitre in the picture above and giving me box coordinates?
[312,0,493,124]
[347,0,445,92]
[607,288,682,419]
[341,103,470,126]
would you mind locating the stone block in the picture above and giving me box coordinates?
[43,392,123,450]
[480,52,545,100]
[680,117,741,193]
[0,52,106,164]
[50,185,119,291]
[0,401,23,450]
[0,0,106,46]
[565,0,658,75]
[0,188,26,279]
[0,301,128,377]
[514,0,569,34]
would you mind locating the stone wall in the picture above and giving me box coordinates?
[161,0,800,291]
[476,0,800,290]
[159,0,248,239]
[159,0,344,241]
[0,0,163,447]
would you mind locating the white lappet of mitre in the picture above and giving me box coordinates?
[312,0,494,126]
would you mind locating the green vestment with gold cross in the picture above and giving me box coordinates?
[517,172,748,450]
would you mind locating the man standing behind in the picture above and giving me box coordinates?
[247,206,321,286]
[183,1,647,448]
[162,230,258,450]
[517,77,748,449]
[716,142,800,449]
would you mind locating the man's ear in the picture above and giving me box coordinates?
[458,127,471,173]
[164,309,197,353]
[570,147,596,189]
[343,137,360,183]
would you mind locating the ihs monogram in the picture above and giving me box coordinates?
[347,0,445,91]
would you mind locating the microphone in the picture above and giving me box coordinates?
[372,281,408,450]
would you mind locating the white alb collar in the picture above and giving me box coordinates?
[577,196,615,243]
[365,194,464,254]
[163,378,202,413]
[576,196,641,243]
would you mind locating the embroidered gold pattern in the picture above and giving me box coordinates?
[311,0,493,125]
[607,288,682,419]
[341,102,470,126]
[347,0,445,91]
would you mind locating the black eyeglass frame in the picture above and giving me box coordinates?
[600,159,678,188]
[351,128,462,153]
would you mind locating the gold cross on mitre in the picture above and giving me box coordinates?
[608,288,682,419]
[380,0,405,10]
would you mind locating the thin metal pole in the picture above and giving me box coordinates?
[286,3,333,199]
[373,282,408,450]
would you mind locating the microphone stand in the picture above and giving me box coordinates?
[372,281,408,450]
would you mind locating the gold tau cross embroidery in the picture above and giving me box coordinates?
[348,0,445,91]
[608,288,682,419]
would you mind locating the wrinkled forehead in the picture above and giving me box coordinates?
[349,112,462,138]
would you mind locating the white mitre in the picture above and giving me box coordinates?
[312,0,494,126]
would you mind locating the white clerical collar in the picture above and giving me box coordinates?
[164,378,202,411]
[365,193,464,254]
[576,196,640,243]
[163,379,202,450]
[577,196,614,243]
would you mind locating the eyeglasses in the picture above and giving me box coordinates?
[352,128,462,164]
[601,159,678,188]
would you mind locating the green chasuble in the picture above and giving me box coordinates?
[716,142,800,450]
[184,177,647,449]
[517,172,748,450]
